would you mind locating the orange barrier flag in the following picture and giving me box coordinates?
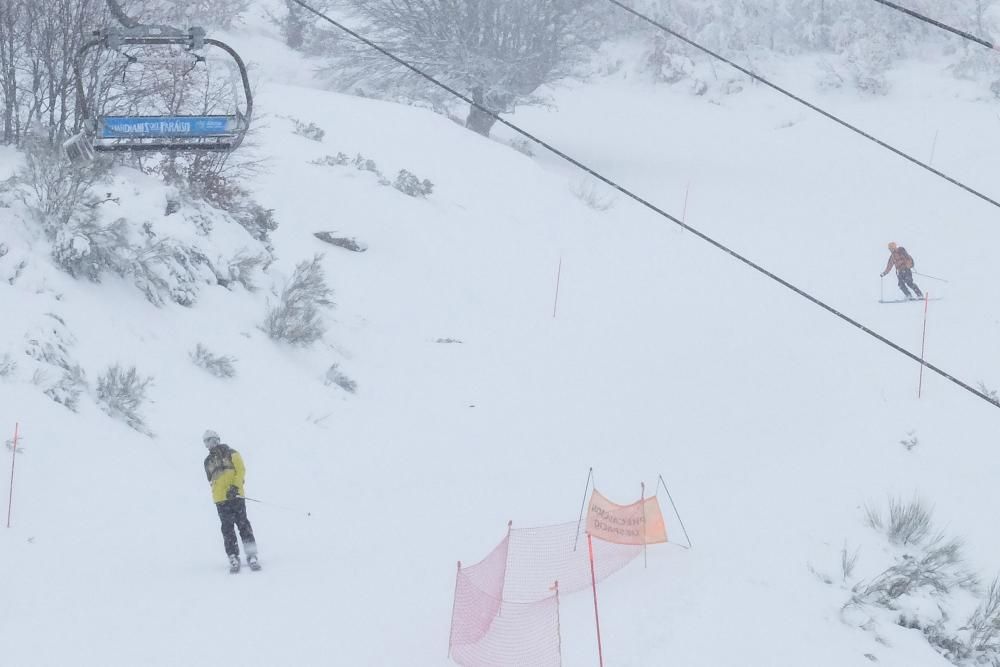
[586,489,667,545]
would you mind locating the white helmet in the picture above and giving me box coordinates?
[203,429,221,448]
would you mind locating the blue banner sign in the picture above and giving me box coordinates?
[100,116,235,139]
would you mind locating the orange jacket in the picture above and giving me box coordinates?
[883,247,914,275]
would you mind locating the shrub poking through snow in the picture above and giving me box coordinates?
[850,536,975,607]
[190,344,238,379]
[833,497,1000,665]
[288,117,326,142]
[393,170,434,198]
[44,365,87,412]
[324,363,357,393]
[311,153,434,197]
[571,177,616,211]
[865,496,933,546]
[96,364,153,434]
[0,354,16,378]
[965,578,1000,659]
[263,255,334,345]
[9,129,111,234]
[977,382,999,405]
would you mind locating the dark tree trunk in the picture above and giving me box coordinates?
[465,103,498,137]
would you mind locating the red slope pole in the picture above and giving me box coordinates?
[553,257,563,318]
[6,422,19,528]
[918,293,930,398]
[587,533,605,667]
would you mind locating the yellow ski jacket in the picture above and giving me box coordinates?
[204,444,246,504]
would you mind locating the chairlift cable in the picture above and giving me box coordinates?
[603,0,1000,214]
[286,0,999,412]
[869,0,1000,51]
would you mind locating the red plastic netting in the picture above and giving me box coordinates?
[506,522,642,602]
[448,522,642,666]
[449,594,562,667]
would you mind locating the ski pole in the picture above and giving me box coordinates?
[242,496,312,517]
[913,271,949,283]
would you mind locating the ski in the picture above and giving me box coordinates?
[879,297,942,304]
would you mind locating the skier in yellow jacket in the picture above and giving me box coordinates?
[203,430,259,572]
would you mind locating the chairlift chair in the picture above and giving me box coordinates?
[63,24,252,164]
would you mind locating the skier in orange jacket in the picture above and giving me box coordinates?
[881,242,923,300]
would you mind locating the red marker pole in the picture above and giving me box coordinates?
[587,533,605,667]
[918,293,930,398]
[553,257,563,319]
[6,422,19,528]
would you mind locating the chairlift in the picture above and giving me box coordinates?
[63,23,252,164]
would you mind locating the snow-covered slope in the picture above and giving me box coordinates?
[2,12,999,667]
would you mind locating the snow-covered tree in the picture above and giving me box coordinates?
[328,0,603,136]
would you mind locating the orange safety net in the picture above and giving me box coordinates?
[450,489,670,667]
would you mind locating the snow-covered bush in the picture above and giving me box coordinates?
[126,0,251,30]
[96,364,154,435]
[645,35,695,84]
[505,138,535,157]
[393,170,434,198]
[222,253,269,292]
[324,363,357,393]
[190,344,237,379]
[311,153,435,198]
[267,0,334,49]
[50,217,131,282]
[156,154,278,246]
[44,365,87,412]
[23,313,88,410]
[288,117,326,142]
[964,578,1000,660]
[571,177,617,211]
[0,353,17,378]
[832,497,1000,666]
[9,129,111,235]
[263,255,335,345]
[850,536,975,607]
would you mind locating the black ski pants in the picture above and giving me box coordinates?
[216,498,256,558]
[896,268,922,298]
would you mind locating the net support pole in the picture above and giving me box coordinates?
[553,580,563,667]
[641,481,648,569]
[587,533,605,667]
[919,292,931,398]
[574,467,594,551]
[6,422,19,529]
[447,560,461,658]
[497,520,512,615]
[657,474,693,549]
